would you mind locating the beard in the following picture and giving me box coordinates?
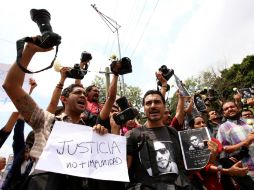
[225,112,241,120]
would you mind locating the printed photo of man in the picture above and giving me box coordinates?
[189,135,205,151]
[154,141,178,174]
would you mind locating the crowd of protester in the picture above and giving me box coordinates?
[0,36,254,190]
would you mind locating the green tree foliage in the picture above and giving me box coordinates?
[91,75,143,109]
[184,70,218,94]
[213,55,254,100]
[123,84,142,110]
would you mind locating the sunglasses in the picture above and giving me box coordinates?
[156,148,167,154]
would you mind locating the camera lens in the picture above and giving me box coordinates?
[30,9,52,34]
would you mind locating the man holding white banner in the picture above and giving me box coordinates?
[2,38,124,190]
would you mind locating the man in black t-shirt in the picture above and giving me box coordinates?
[126,90,193,190]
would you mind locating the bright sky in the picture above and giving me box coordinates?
[1,0,254,158]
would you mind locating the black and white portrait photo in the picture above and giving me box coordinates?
[153,141,178,174]
[188,135,205,151]
[139,140,178,176]
[178,127,211,170]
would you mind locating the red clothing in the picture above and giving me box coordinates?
[86,101,102,115]
[170,116,183,131]
[202,138,223,190]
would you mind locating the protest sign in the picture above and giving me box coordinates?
[178,127,211,170]
[36,121,129,182]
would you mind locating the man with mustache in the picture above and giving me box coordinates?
[217,101,254,179]
[126,90,193,190]
[2,38,108,190]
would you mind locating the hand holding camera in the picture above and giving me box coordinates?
[110,57,132,75]
[113,96,139,126]
[156,65,174,91]
[16,9,61,74]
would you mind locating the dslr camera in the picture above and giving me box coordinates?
[113,96,139,126]
[30,9,61,48]
[66,64,86,80]
[81,51,92,62]
[157,65,174,91]
[110,57,132,75]
[80,51,92,76]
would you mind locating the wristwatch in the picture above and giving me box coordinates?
[217,165,223,183]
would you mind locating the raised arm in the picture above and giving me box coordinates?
[2,40,52,122]
[2,78,37,133]
[46,67,69,114]
[156,71,168,98]
[175,93,185,125]
[75,60,89,85]
[0,77,37,148]
[99,74,118,120]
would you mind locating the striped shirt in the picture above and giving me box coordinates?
[28,105,86,160]
[217,119,254,171]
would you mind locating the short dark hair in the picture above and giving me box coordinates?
[188,116,203,128]
[142,90,165,105]
[85,84,98,94]
[61,84,84,98]
[242,109,253,115]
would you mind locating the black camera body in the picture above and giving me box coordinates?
[110,57,132,75]
[158,65,174,81]
[30,9,61,48]
[219,146,249,168]
[113,96,138,125]
[114,108,139,125]
[194,94,207,112]
[81,51,92,62]
[66,64,86,79]
[157,65,174,91]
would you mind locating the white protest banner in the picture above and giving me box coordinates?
[36,121,129,182]
[0,63,31,112]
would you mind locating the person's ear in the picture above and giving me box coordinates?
[60,96,67,105]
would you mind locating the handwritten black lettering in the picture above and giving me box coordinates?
[98,142,108,153]
[77,142,89,154]
[57,140,74,155]
[79,162,87,168]
[72,162,77,168]
[66,162,72,168]
[111,141,121,154]
[84,141,96,153]
[57,140,122,156]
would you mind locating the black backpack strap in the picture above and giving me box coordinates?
[131,126,146,153]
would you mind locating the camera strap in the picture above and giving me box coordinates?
[16,37,59,74]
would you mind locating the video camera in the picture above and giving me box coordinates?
[113,96,139,126]
[157,65,174,91]
[66,64,86,79]
[110,57,132,75]
[30,9,61,48]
